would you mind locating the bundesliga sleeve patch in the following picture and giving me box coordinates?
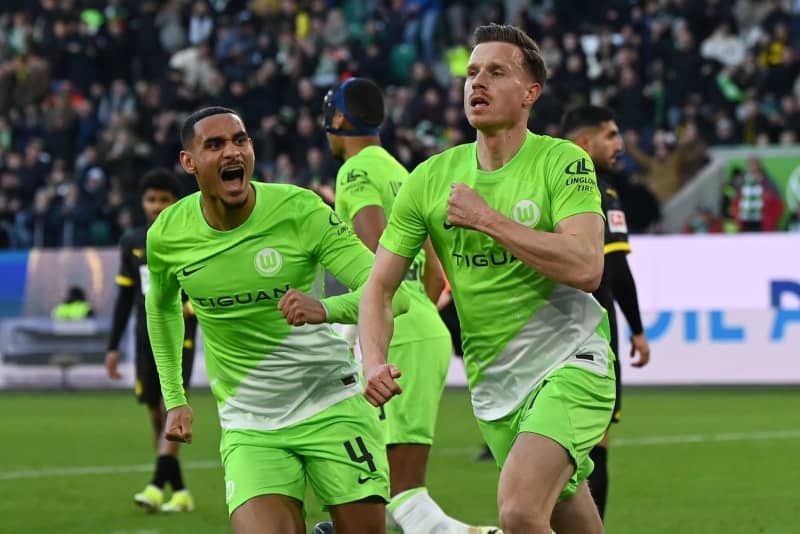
[607,209,628,234]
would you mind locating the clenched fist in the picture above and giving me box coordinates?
[363,363,402,407]
[279,288,327,326]
[447,183,493,230]
[164,405,194,444]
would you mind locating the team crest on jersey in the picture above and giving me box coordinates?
[254,248,283,275]
[512,199,541,228]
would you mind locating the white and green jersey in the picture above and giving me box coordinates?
[380,131,611,421]
[335,145,449,346]
[146,182,379,430]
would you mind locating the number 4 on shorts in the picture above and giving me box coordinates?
[343,437,377,472]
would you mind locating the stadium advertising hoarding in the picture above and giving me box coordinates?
[0,233,798,388]
[615,233,800,385]
[446,233,800,386]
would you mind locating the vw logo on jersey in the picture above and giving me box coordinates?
[512,199,541,228]
[254,248,283,275]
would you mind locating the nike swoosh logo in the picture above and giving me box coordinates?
[357,475,379,484]
[182,265,207,276]
[443,221,454,230]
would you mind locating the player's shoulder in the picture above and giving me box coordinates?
[339,146,405,184]
[413,141,475,177]
[147,192,199,245]
[533,133,591,165]
[254,181,325,211]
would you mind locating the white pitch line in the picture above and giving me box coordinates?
[3,430,800,480]
[612,429,800,447]
[0,460,220,481]
[433,428,800,456]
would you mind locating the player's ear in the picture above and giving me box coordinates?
[179,150,196,175]
[523,82,542,108]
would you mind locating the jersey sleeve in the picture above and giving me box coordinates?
[144,220,187,410]
[601,184,631,254]
[300,192,410,323]
[546,142,604,226]
[116,234,137,287]
[335,165,384,224]
[379,162,428,259]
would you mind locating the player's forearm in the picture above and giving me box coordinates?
[608,253,644,335]
[145,296,186,409]
[478,212,603,292]
[107,286,135,351]
[358,278,395,368]
[322,284,410,324]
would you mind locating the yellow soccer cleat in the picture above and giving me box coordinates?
[161,489,195,512]
[133,484,163,513]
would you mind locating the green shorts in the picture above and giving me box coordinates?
[477,365,615,501]
[383,335,452,445]
[220,394,390,516]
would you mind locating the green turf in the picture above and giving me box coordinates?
[1,388,798,533]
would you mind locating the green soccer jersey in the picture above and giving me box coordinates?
[335,145,449,346]
[380,131,611,421]
[146,182,386,430]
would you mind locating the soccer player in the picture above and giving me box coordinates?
[358,24,615,534]
[561,105,651,520]
[323,77,499,533]
[105,168,198,513]
[145,106,409,534]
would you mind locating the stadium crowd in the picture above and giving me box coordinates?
[1,0,799,248]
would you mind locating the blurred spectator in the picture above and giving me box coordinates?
[51,285,94,320]
[1,0,800,250]
[732,157,785,231]
[623,125,709,205]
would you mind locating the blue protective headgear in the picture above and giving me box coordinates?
[323,78,381,136]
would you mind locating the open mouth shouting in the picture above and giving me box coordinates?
[220,164,246,194]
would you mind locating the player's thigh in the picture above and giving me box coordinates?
[478,366,615,500]
[220,429,306,518]
[329,496,385,534]
[231,494,305,534]
[498,431,575,522]
[519,365,615,501]
[301,395,390,508]
[385,335,451,445]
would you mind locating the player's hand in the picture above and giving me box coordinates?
[164,405,194,444]
[363,363,402,407]
[447,183,493,230]
[630,333,651,367]
[278,289,327,325]
[104,350,122,380]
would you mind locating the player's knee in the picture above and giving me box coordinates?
[499,501,550,534]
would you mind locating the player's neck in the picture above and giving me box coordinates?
[475,125,527,171]
[200,186,256,231]
[343,137,380,160]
